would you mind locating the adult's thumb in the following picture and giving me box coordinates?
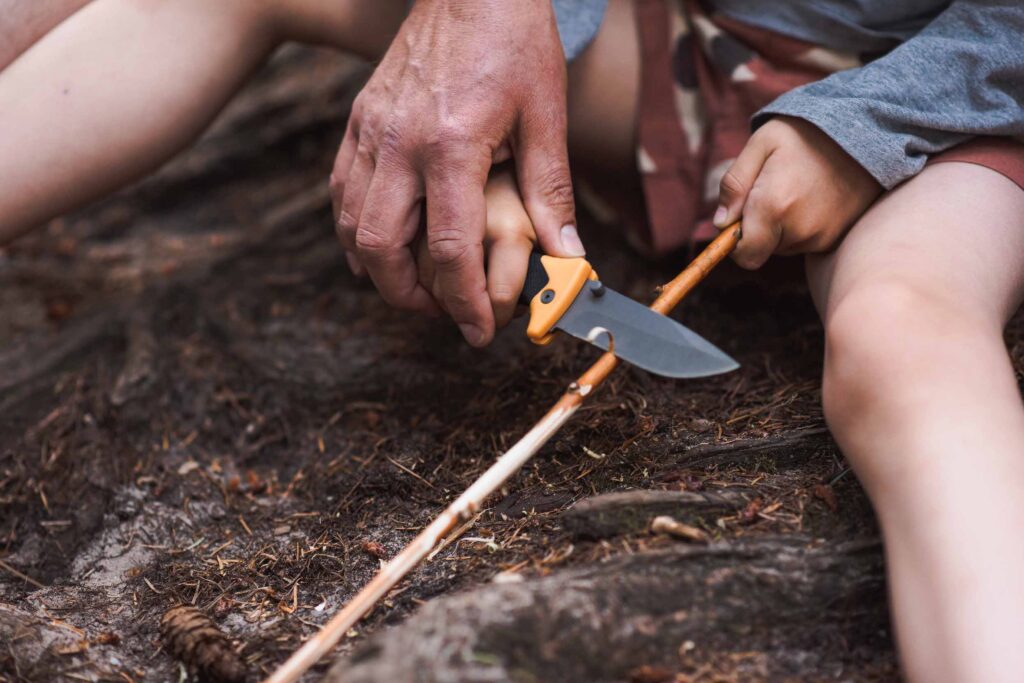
[516,118,584,258]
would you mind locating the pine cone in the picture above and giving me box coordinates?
[160,605,248,683]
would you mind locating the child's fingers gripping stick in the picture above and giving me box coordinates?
[483,167,537,329]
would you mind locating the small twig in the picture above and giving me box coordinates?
[427,512,482,561]
[385,456,435,489]
[0,558,46,589]
[238,516,252,536]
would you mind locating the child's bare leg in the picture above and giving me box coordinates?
[807,162,1024,682]
[0,0,405,243]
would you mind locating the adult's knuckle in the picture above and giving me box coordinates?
[421,121,479,161]
[376,118,406,155]
[428,228,472,267]
[443,290,473,311]
[356,102,391,143]
[354,221,394,254]
[535,164,574,209]
[434,120,472,147]
[358,117,381,146]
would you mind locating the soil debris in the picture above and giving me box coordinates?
[739,497,764,524]
[360,540,387,560]
[629,664,676,683]
[814,482,840,512]
[160,605,248,683]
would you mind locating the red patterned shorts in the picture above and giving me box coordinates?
[633,0,1024,255]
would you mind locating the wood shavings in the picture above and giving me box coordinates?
[650,515,710,544]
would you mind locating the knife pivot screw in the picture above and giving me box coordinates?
[540,289,555,304]
[591,281,606,298]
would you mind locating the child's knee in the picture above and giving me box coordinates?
[821,277,982,443]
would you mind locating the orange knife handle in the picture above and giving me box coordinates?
[520,252,598,345]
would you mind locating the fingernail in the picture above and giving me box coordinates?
[560,225,586,257]
[459,323,485,346]
[713,206,728,227]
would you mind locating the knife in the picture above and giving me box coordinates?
[518,253,738,378]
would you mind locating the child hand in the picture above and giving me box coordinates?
[713,116,882,269]
[416,165,538,335]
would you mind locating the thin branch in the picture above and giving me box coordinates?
[264,224,743,683]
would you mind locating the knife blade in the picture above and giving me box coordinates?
[518,253,738,378]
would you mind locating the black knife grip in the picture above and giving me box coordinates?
[519,251,549,306]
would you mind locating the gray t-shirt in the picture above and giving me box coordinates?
[555,0,1024,189]
[553,0,609,61]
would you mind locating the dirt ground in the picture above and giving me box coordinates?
[5,46,1022,683]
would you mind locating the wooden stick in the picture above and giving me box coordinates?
[264,223,741,683]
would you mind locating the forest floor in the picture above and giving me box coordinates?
[5,46,1018,683]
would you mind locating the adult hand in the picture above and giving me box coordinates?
[713,116,882,269]
[330,0,585,347]
[417,164,537,333]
